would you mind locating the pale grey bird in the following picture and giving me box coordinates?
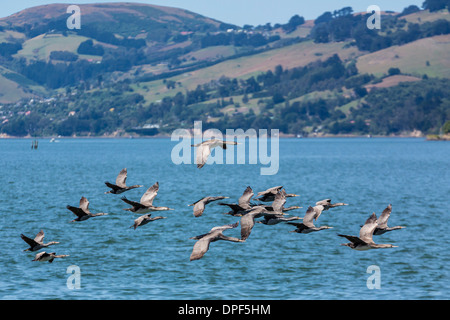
[122,182,173,213]
[260,189,301,213]
[312,199,348,220]
[188,196,229,217]
[373,204,405,235]
[105,168,143,194]
[66,197,108,222]
[32,251,69,263]
[189,222,244,261]
[21,230,59,252]
[130,213,166,229]
[239,206,273,240]
[338,212,398,250]
[191,139,239,169]
[287,206,333,234]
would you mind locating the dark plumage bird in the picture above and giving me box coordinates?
[21,230,59,252]
[105,168,143,194]
[66,197,108,222]
[373,204,405,235]
[338,212,398,250]
[287,206,333,234]
[121,182,173,213]
[255,186,299,202]
[130,213,166,229]
[190,222,244,261]
[32,251,69,263]
[219,186,254,216]
[188,196,229,217]
[191,139,239,169]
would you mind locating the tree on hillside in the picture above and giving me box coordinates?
[315,11,333,25]
[422,0,449,11]
[282,14,305,33]
[400,5,421,16]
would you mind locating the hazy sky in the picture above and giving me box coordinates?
[0,0,425,26]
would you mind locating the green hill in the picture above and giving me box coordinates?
[0,2,449,137]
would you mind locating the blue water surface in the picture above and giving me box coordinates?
[0,137,448,300]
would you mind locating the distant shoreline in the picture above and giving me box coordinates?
[0,133,433,139]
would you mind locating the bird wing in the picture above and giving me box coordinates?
[34,229,45,243]
[193,200,206,217]
[33,251,47,261]
[196,144,211,169]
[21,234,38,247]
[121,197,145,208]
[271,191,286,212]
[210,222,240,233]
[206,196,228,204]
[302,206,317,227]
[359,213,378,243]
[287,222,309,232]
[316,199,331,206]
[218,202,244,212]
[190,236,213,261]
[338,234,368,245]
[115,168,128,188]
[140,182,159,206]
[240,213,256,240]
[256,186,283,196]
[105,182,121,192]
[66,205,88,218]
[79,197,90,213]
[238,186,254,208]
[133,214,151,229]
[312,205,324,220]
[377,204,392,228]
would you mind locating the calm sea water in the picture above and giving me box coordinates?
[0,137,449,300]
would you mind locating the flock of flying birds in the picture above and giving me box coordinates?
[20,139,405,263]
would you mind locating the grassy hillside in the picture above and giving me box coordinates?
[0,3,449,136]
[356,34,450,78]
[15,33,104,62]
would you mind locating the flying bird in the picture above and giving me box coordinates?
[66,197,108,222]
[312,199,348,220]
[191,139,238,169]
[219,186,254,216]
[255,186,299,202]
[189,222,244,261]
[130,213,166,229]
[239,206,272,240]
[373,204,405,235]
[105,168,143,194]
[121,182,173,213]
[287,206,333,234]
[21,230,59,252]
[32,251,69,263]
[188,196,229,217]
[338,212,398,250]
